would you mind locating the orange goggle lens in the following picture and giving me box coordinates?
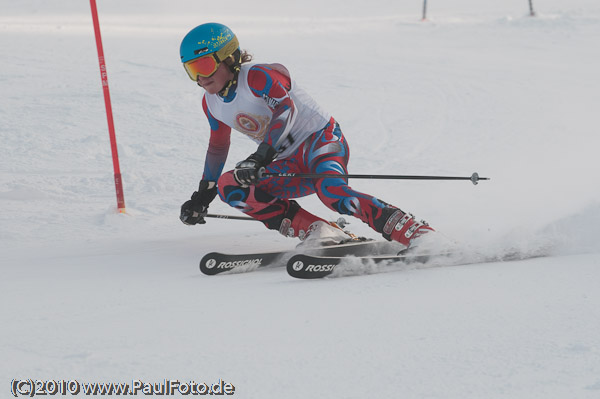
[184,55,219,80]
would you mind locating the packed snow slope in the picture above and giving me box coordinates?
[2,1,600,398]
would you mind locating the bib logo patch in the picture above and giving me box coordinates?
[236,113,260,132]
[235,113,269,141]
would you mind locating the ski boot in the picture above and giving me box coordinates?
[299,219,367,248]
[382,208,435,249]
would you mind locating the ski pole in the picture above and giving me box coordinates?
[206,213,257,221]
[260,171,489,185]
[206,213,351,228]
[529,0,536,17]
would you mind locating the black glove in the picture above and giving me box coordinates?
[234,142,277,187]
[180,180,218,225]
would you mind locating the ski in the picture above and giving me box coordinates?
[287,252,436,279]
[199,239,401,275]
[286,249,551,279]
[200,250,287,275]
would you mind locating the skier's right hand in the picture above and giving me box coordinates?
[180,180,218,225]
[234,142,277,187]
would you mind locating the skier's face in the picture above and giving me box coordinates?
[196,63,234,95]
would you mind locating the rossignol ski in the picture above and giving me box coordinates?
[286,248,551,279]
[286,252,437,279]
[200,250,287,275]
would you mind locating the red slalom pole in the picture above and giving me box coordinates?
[90,0,126,213]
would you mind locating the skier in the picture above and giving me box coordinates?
[179,22,434,248]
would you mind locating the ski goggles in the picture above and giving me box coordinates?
[183,54,220,80]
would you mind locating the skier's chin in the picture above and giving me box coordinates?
[197,78,214,91]
[202,82,220,94]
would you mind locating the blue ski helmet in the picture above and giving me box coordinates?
[180,23,239,64]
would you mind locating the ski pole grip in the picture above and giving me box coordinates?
[257,167,266,179]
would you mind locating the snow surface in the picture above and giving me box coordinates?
[2,0,600,398]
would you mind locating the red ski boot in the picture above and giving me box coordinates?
[383,209,435,248]
[278,201,356,246]
[300,220,356,247]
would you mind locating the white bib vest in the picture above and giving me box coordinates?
[204,63,331,159]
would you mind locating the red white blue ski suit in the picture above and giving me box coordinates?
[202,63,403,239]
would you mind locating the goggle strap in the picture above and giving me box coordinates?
[219,68,241,97]
[213,37,239,66]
